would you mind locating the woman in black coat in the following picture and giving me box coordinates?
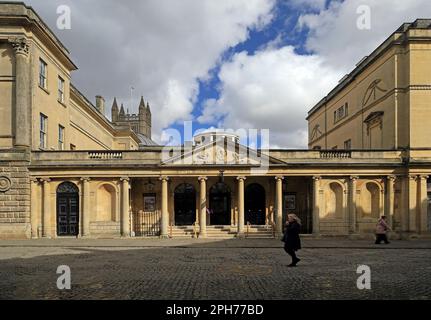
[282,214,302,267]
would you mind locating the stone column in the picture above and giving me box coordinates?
[121,177,130,237]
[237,176,246,236]
[312,176,321,235]
[41,178,51,238]
[198,176,208,238]
[348,176,358,234]
[275,176,284,235]
[160,176,169,238]
[418,175,429,233]
[30,178,39,239]
[9,37,31,148]
[408,175,418,234]
[385,175,396,230]
[80,177,91,237]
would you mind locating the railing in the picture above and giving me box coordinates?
[245,221,251,238]
[320,150,351,159]
[133,210,161,237]
[88,151,123,159]
[192,221,199,238]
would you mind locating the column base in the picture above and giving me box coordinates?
[159,234,170,239]
[236,232,245,238]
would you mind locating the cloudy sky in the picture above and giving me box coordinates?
[16,0,431,148]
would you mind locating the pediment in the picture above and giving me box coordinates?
[161,140,284,166]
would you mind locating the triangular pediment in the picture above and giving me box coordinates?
[161,139,284,167]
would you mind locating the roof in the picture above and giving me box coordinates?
[137,134,159,147]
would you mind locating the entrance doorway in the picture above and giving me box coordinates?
[56,182,79,236]
[174,183,196,225]
[245,183,266,225]
[209,183,231,225]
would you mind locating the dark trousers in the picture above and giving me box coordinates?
[375,234,389,244]
[284,246,298,261]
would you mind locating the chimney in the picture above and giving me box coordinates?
[95,95,105,115]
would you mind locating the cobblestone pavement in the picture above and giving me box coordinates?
[0,239,430,300]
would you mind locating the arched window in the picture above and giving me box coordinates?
[56,182,79,236]
[174,183,196,226]
[209,183,231,225]
[324,182,343,219]
[245,183,266,225]
[97,184,117,222]
[361,182,380,218]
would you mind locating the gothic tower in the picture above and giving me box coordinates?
[111,97,119,122]
[146,102,152,139]
[119,103,125,120]
[138,96,147,136]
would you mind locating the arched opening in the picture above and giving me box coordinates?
[361,182,380,218]
[245,183,266,225]
[174,183,196,226]
[97,184,116,222]
[56,182,79,236]
[324,182,343,219]
[209,182,231,225]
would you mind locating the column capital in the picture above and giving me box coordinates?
[387,175,397,182]
[312,176,321,181]
[80,177,91,183]
[408,174,418,181]
[30,177,39,184]
[198,176,208,182]
[275,176,284,181]
[40,178,51,183]
[120,177,130,182]
[236,176,247,181]
[349,176,359,181]
[8,37,30,57]
[159,176,169,182]
[418,175,429,180]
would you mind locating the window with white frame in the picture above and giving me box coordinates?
[58,76,65,103]
[58,125,65,150]
[39,59,47,89]
[39,113,48,149]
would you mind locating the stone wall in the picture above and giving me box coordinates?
[0,158,30,239]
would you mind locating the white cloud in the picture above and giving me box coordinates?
[298,0,431,71]
[201,0,431,148]
[198,46,341,148]
[17,0,275,141]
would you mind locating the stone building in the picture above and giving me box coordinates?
[0,2,430,240]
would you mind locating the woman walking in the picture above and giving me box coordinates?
[375,215,391,244]
[282,214,302,267]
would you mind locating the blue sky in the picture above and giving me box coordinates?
[14,0,431,148]
[170,0,326,144]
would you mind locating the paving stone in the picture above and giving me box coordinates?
[0,239,430,300]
